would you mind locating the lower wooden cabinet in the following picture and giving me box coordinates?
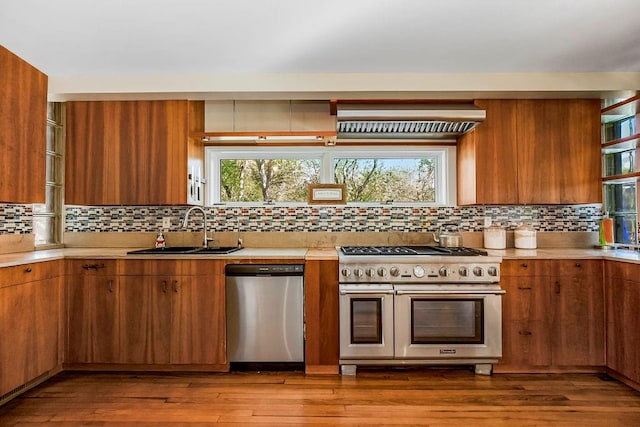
[66,259,227,368]
[605,261,640,387]
[497,259,604,372]
[66,260,120,364]
[0,262,61,396]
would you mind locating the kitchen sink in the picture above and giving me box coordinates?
[127,246,240,255]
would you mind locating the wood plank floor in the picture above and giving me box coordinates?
[1,368,640,426]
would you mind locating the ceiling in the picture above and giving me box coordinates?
[2,0,640,100]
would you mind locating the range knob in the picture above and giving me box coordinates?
[377,267,388,277]
[439,266,449,277]
[353,268,364,278]
[488,266,498,277]
[459,266,468,277]
[389,267,400,277]
[413,265,426,278]
[365,268,376,277]
[473,266,484,277]
[341,268,351,277]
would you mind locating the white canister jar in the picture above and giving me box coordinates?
[514,223,537,249]
[483,223,506,249]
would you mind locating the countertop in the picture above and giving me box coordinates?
[0,246,638,269]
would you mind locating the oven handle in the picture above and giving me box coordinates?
[339,290,396,295]
[395,289,506,295]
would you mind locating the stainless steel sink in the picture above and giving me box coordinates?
[127,246,240,255]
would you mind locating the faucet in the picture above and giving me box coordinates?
[182,206,214,248]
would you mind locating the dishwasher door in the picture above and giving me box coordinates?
[225,264,304,363]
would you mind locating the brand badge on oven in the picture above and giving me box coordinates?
[440,349,457,355]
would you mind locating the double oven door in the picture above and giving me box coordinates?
[339,283,504,361]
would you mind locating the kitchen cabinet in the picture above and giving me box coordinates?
[497,259,604,372]
[65,100,204,205]
[0,262,61,396]
[458,99,601,205]
[0,46,48,204]
[119,259,227,366]
[66,260,120,364]
[304,259,339,374]
[605,261,640,388]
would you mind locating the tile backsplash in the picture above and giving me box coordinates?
[0,204,33,234]
[62,204,603,234]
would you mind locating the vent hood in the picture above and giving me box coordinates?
[335,103,485,140]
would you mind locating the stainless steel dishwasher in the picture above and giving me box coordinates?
[225,264,304,366]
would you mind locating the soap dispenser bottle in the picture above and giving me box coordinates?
[155,230,166,249]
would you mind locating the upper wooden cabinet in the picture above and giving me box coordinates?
[0,46,48,204]
[458,99,601,205]
[65,100,204,205]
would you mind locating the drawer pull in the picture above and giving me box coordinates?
[521,263,528,268]
[108,280,114,293]
[24,267,33,273]
[172,280,179,293]
[83,263,106,270]
[161,280,168,293]
[519,330,532,336]
[575,262,581,267]
[517,286,532,290]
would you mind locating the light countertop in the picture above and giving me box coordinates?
[0,246,638,269]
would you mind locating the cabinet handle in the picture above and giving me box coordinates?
[521,263,528,269]
[25,267,33,273]
[575,262,581,268]
[108,280,114,293]
[83,263,106,270]
[517,286,532,290]
[161,280,168,293]
[172,280,179,293]
[554,281,561,295]
[519,330,532,336]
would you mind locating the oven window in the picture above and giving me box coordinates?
[411,299,483,344]
[350,298,383,344]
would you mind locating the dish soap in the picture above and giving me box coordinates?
[155,230,166,249]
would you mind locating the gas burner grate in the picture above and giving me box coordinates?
[340,246,419,256]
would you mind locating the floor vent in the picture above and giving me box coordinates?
[0,372,51,406]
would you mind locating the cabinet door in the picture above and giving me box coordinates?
[67,270,120,363]
[457,99,518,205]
[33,277,62,376]
[606,262,640,383]
[0,283,33,394]
[0,46,47,204]
[550,260,605,367]
[65,100,201,205]
[517,99,600,204]
[171,260,226,365]
[119,276,172,364]
[498,275,552,369]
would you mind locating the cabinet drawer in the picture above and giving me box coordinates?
[605,260,638,282]
[550,259,602,277]
[501,276,549,322]
[1,261,61,287]
[119,259,185,276]
[501,260,549,276]
[66,259,118,276]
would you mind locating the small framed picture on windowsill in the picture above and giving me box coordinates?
[308,184,347,205]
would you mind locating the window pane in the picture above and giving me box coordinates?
[220,159,320,202]
[33,216,57,246]
[334,158,436,202]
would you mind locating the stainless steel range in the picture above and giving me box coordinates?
[338,245,504,376]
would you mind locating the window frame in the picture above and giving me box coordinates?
[205,145,456,206]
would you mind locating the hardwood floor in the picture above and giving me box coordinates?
[1,368,640,426]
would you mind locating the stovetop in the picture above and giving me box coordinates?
[340,246,488,257]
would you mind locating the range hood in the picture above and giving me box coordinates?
[335,103,486,141]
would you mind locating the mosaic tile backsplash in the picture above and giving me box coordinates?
[63,204,604,234]
[0,204,33,234]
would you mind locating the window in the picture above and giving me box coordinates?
[206,146,455,205]
[33,102,64,247]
